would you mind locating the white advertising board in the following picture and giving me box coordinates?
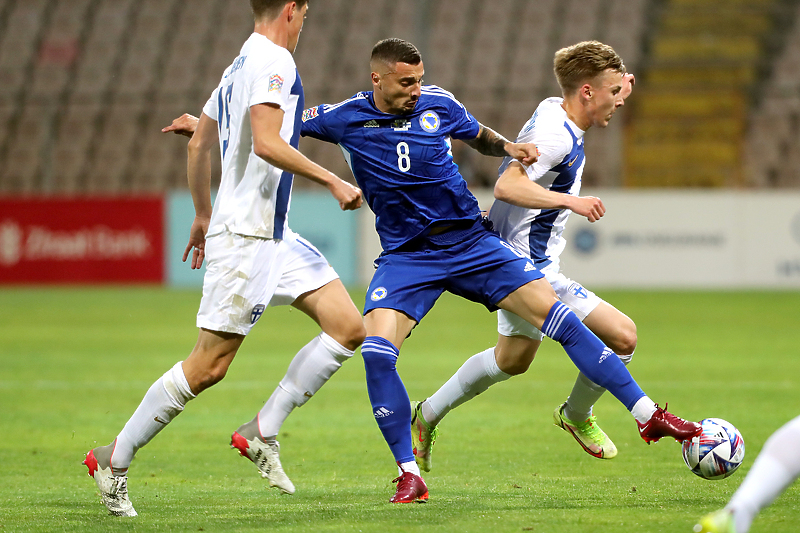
[558,191,800,288]
[357,190,800,289]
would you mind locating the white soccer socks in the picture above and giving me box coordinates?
[111,361,196,472]
[256,332,354,438]
[424,347,511,427]
[726,415,800,533]
[630,396,658,425]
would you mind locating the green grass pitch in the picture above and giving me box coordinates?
[1,287,798,532]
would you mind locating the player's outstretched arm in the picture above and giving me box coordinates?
[163,114,199,138]
[184,113,218,269]
[251,103,362,211]
[494,161,605,222]
[462,124,539,165]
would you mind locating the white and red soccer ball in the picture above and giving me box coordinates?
[682,418,745,480]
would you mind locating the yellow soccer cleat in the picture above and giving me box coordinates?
[411,401,439,472]
[554,402,618,459]
[694,509,735,533]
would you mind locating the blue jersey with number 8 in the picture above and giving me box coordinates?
[300,86,482,252]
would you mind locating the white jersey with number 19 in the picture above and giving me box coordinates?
[202,33,304,241]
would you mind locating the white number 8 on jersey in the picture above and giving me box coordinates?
[397,142,411,172]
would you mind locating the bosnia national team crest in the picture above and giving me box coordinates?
[371,287,388,301]
[419,111,440,132]
[268,73,284,92]
[250,304,266,324]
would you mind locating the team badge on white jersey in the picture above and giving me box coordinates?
[419,111,440,132]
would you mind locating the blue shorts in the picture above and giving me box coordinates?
[364,220,544,322]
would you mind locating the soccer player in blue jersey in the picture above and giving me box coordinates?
[166,38,702,504]
[299,38,701,503]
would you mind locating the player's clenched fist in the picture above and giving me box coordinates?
[506,142,540,165]
[330,178,363,211]
[568,195,606,223]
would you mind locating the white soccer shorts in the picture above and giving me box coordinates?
[197,228,338,335]
[497,266,602,340]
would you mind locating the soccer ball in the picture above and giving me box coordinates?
[682,418,745,480]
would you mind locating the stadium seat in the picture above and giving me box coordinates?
[2,0,794,193]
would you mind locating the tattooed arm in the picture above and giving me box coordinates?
[462,124,539,165]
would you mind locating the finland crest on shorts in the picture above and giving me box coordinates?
[250,304,266,324]
[568,282,589,299]
[371,287,388,301]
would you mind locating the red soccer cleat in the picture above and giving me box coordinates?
[390,468,429,503]
[637,404,702,444]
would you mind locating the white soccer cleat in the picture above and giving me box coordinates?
[231,419,295,495]
[83,444,137,517]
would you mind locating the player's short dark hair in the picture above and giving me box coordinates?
[554,41,626,95]
[250,0,308,21]
[371,38,422,67]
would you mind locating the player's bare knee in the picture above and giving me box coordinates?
[495,347,536,375]
[184,351,234,393]
[498,357,532,376]
[194,365,228,392]
[610,326,637,357]
[610,336,636,357]
[347,320,367,350]
[621,324,638,356]
[332,318,366,351]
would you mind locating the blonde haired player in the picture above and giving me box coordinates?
[411,41,684,470]
[84,0,364,516]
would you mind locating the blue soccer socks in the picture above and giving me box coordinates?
[361,336,415,464]
[542,302,645,410]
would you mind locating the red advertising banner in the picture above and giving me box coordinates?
[0,197,164,283]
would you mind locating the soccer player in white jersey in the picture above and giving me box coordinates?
[696,415,800,532]
[410,42,650,470]
[83,0,365,517]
